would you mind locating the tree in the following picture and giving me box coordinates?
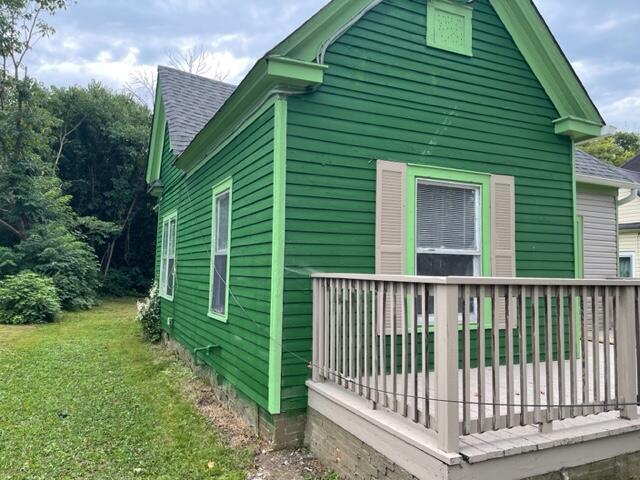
[0,0,104,309]
[48,82,156,293]
[581,132,640,166]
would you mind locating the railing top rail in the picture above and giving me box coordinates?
[311,273,640,287]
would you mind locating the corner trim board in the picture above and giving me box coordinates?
[268,97,287,414]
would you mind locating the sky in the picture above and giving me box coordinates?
[29,0,640,131]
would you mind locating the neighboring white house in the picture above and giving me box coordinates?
[575,149,640,278]
[618,154,640,277]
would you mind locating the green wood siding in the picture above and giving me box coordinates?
[155,107,275,410]
[281,0,574,412]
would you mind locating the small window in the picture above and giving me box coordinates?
[160,212,177,300]
[620,252,635,278]
[209,179,232,321]
[426,0,473,57]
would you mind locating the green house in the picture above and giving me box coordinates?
[145,0,625,456]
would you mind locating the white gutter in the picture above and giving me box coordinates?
[619,188,639,207]
[576,174,640,191]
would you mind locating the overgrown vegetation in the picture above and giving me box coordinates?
[0,271,60,324]
[137,284,162,342]
[0,1,155,319]
[0,299,251,478]
[581,131,640,166]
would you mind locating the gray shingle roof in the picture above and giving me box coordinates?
[575,149,640,187]
[158,66,236,156]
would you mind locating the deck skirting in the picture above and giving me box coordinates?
[307,380,640,480]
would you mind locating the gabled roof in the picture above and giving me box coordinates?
[147,0,609,183]
[576,149,640,189]
[157,66,236,156]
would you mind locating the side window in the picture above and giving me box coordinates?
[209,179,232,321]
[160,213,177,300]
[620,252,635,278]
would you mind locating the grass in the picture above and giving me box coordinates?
[0,298,251,480]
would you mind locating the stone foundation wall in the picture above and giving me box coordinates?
[163,334,305,449]
[305,408,418,480]
[526,452,640,480]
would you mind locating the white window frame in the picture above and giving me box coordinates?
[415,179,482,277]
[208,178,233,322]
[159,211,177,301]
[620,251,636,278]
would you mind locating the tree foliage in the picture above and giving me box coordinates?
[581,132,640,166]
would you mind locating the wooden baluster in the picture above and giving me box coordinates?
[409,283,418,422]
[390,283,397,412]
[492,285,501,431]
[356,280,362,395]
[401,283,408,417]
[557,286,566,420]
[363,281,370,400]
[545,285,554,423]
[506,285,515,428]
[324,279,330,380]
[312,278,320,382]
[330,279,336,383]
[592,286,601,413]
[372,282,379,406]
[532,285,541,425]
[477,285,486,433]
[519,285,528,426]
[616,286,638,420]
[422,284,430,428]
[380,282,387,408]
[341,279,347,388]
[580,286,589,416]
[603,286,611,409]
[462,285,472,435]
[568,286,578,418]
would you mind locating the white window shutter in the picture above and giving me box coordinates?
[490,175,516,329]
[376,160,407,275]
[376,160,407,333]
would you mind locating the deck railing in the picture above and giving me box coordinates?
[310,274,640,453]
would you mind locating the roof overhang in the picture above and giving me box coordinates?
[576,175,640,190]
[175,56,327,172]
[147,180,164,198]
[554,116,605,143]
[146,84,168,184]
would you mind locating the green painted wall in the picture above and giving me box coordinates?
[281,0,574,412]
[155,107,276,410]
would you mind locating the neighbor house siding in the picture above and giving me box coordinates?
[281,0,574,412]
[577,185,618,279]
[619,191,640,225]
[155,108,275,410]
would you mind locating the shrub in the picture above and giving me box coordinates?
[136,284,162,342]
[101,267,151,297]
[0,272,61,325]
[17,225,100,310]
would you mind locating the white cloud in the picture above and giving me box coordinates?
[601,91,640,132]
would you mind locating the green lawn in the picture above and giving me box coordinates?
[0,298,251,480]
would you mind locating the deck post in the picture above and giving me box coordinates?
[312,278,322,383]
[435,283,460,453]
[616,286,638,420]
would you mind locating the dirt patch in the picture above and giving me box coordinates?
[170,351,333,479]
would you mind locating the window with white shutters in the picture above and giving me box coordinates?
[209,178,233,321]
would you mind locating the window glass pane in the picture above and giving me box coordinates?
[169,219,176,258]
[211,254,228,314]
[162,223,169,257]
[166,258,175,296]
[417,182,477,251]
[417,253,476,276]
[620,257,632,278]
[216,192,229,253]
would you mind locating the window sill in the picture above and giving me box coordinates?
[159,293,174,302]
[208,311,228,323]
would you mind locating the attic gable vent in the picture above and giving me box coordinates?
[426,0,474,57]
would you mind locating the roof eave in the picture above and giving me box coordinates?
[576,175,639,190]
[175,56,327,172]
[489,0,605,137]
[145,82,168,185]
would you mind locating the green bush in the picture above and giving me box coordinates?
[136,284,161,342]
[101,267,151,297]
[0,272,61,325]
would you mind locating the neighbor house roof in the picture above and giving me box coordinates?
[157,66,236,156]
[575,149,640,189]
[622,153,640,172]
